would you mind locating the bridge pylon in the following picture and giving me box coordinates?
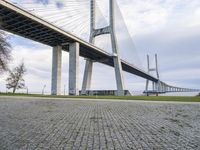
[81,0,125,96]
[145,54,160,95]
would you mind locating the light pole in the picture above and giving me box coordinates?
[42,85,46,95]
[26,86,28,94]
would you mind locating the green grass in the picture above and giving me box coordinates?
[0,92,200,102]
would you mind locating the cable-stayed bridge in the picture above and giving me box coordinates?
[0,0,198,96]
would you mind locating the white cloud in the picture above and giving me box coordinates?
[188,7,200,27]
[162,68,200,81]
[117,0,169,35]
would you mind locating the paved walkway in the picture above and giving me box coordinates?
[0,96,199,150]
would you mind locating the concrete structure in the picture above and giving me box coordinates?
[51,46,62,95]
[81,0,95,95]
[82,0,125,96]
[69,42,80,95]
[81,59,93,95]
[145,54,160,95]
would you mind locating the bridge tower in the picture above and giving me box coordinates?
[81,0,125,96]
[145,54,160,95]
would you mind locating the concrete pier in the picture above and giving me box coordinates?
[81,0,95,95]
[69,42,80,95]
[110,0,125,96]
[81,60,93,95]
[51,46,62,95]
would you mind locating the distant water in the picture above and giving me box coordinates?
[131,91,199,96]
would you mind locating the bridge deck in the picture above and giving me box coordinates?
[0,0,158,82]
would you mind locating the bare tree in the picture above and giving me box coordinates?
[6,62,27,93]
[0,31,12,74]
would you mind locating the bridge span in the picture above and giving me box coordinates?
[0,0,198,95]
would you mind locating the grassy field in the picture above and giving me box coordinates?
[0,92,200,102]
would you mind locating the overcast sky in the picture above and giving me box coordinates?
[0,0,200,95]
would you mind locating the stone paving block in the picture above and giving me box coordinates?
[0,97,199,150]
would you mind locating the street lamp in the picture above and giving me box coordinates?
[26,86,28,94]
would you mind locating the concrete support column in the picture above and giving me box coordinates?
[113,56,125,96]
[155,82,159,92]
[157,81,161,93]
[163,85,165,92]
[145,80,149,93]
[145,55,150,94]
[81,0,95,95]
[69,42,80,95]
[110,0,125,96]
[81,60,93,95]
[51,46,62,95]
[154,82,159,96]
[159,83,162,93]
[152,82,155,91]
[161,84,164,92]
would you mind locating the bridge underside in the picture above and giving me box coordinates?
[0,1,157,82]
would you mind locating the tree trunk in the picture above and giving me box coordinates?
[13,87,16,93]
[13,78,19,94]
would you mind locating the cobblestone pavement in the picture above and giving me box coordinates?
[0,97,199,150]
